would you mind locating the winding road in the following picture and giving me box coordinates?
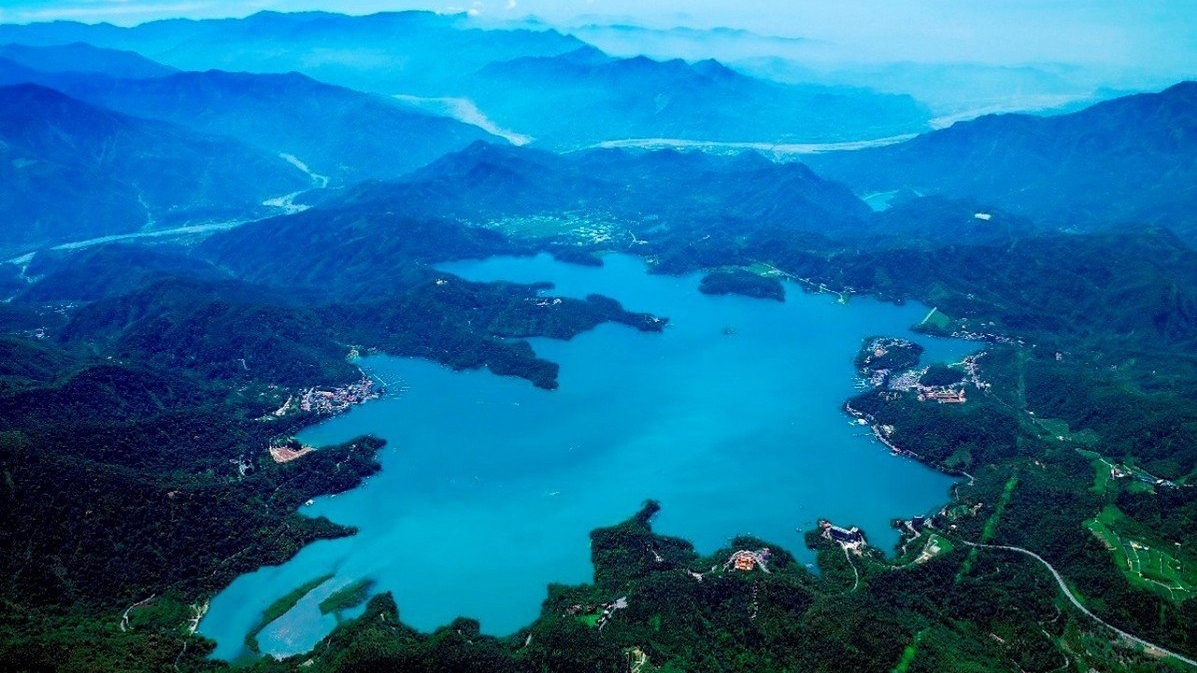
[961,541,1197,668]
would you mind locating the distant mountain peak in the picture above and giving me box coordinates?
[559,44,612,65]
[0,42,176,79]
[415,140,555,180]
[690,58,739,80]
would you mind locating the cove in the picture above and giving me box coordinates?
[199,253,973,661]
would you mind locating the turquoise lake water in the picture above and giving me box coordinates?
[199,253,973,661]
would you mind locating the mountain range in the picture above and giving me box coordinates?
[0,11,932,148]
[806,81,1197,240]
[0,83,307,255]
[0,11,585,96]
[0,41,176,78]
[0,52,500,184]
[461,46,930,148]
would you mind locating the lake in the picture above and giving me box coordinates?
[199,253,972,661]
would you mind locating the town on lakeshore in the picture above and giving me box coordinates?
[262,368,386,463]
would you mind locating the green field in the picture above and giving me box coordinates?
[916,307,952,331]
[1084,507,1194,602]
[743,262,787,278]
[891,629,925,673]
[1035,417,1100,446]
[1085,453,1117,495]
[981,475,1019,543]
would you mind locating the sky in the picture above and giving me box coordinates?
[0,0,1193,75]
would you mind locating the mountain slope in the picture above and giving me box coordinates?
[0,42,176,78]
[346,142,873,232]
[0,64,501,184]
[0,10,586,96]
[805,82,1197,239]
[463,47,930,148]
[0,84,308,254]
[200,143,872,297]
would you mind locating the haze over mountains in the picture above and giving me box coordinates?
[463,46,928,147]
[0,57,499,184]
[0,11,933,148]
[0,7,1192,259]
[557,21,1130,119]
[0,41,176,78]
[0,83,306,254]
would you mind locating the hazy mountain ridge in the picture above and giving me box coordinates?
[464,46,931,148]
[0,83,309,255]
[341,141,873,229]
[0,10,587,95]
[0,41,177,78]
[0,56,502,184]
[0,12,931,148]
[806,81,1197,240]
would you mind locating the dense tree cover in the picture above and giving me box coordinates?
[0,83,307,255]
[920,364,964,387]
[15,244,230,304]
[252,504,1187,673]
[805,82,1197,242]
[0,229,670,671]
[849,385,1025,471]
[854,336,924,374]
[697,269,785,301]
[3,138,1197,673]
[1024,352,1197,479]
[58,271,663,391]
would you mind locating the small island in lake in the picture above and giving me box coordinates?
[698,269,785,301]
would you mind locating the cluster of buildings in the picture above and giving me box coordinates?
[948,329,1025,346]
[1110,463,1177,489]
[858,337,920,373]
[566,597,629,631]
[918,387,967,404]
[724,548,773,573]
[880,363,971,404]
[883,368,921,390]
[297,377,380,414]
[820,520,866,550]
[262,376,381,420]
[959,353,990,390]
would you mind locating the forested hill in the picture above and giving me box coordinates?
[0,59,500,184]
[333,142,872,231]
[0,83,308,254]
[806,82,1197,240]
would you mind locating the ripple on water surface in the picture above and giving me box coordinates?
[200,253,974,660]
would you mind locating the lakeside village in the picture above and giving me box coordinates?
[850,338,989,460]
[261,368,386,464]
